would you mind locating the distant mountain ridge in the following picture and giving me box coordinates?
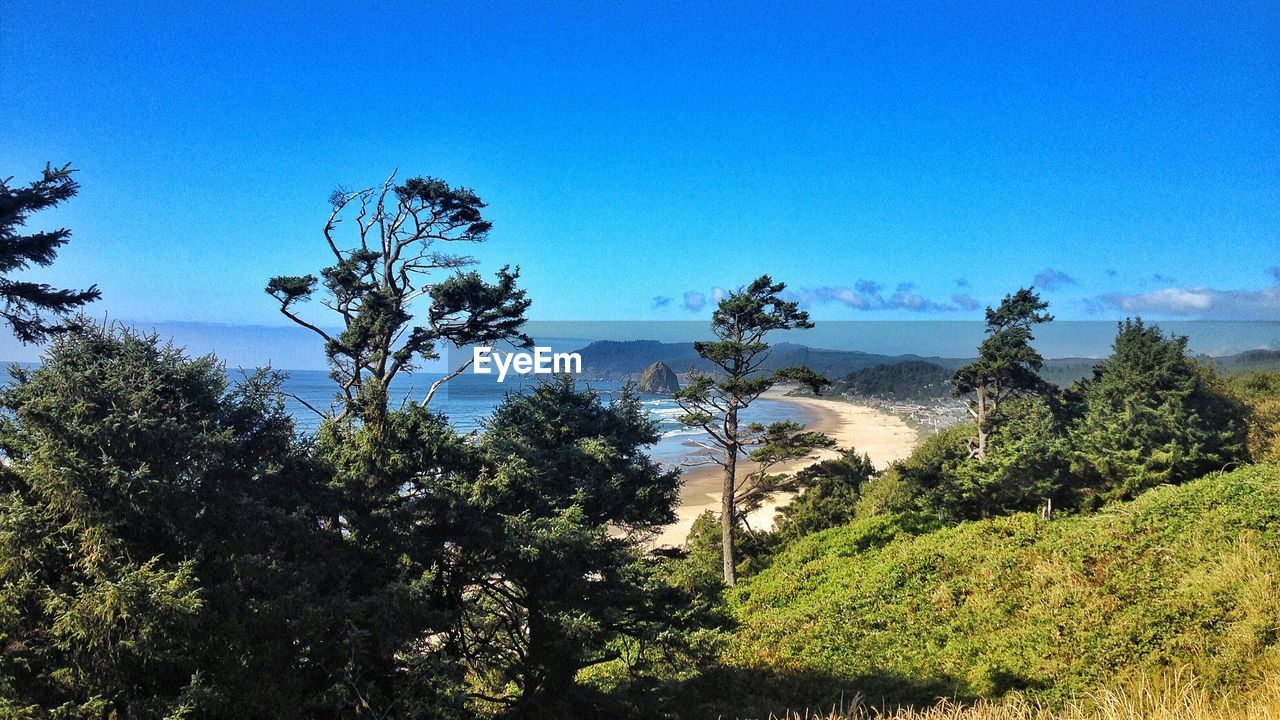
[571,340,1280,399]
[572,340,931,380]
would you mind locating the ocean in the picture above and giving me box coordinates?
[1,361,810,468]
[279,369,811,468]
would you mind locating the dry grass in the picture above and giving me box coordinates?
[769,671,1280,720]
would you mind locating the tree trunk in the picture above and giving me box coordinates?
[972,384,989,459]
[722,410,739,586]
[721,460,736,587]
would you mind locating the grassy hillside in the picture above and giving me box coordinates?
[717,464,1280,716]
[768,671,1280,719]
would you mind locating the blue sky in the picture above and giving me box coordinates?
[3,0,1278,336]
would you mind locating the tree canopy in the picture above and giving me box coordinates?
[952,287,1052,459]
[266,172,531,423]
[0,164,100,343]
[1068,318,1247,502]
[0,327,349,717]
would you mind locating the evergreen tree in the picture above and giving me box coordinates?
[458,378,684,718]
[773,449,877,542]
[309,403,481,718]
[1068,319,1248,502]
[0,326,349,717]
[262,171,537,717]
[952,287,1052,459]
[675,276,829,586]
[946,395,1071,518]
[0,164,100,343]
[266,172,531,428]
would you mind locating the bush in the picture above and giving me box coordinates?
[854,469,918,518]
[1227,370,1280,463]
[773,450,879,542]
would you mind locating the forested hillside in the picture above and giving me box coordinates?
[829,360,952,401]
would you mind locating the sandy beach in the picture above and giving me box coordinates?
[651,388,920,547]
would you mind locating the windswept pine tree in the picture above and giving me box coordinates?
[260,173,700,718]
[266,172,531,426]
[0,164,100,343]
[952,287,1052,459]
[675,276,830,586]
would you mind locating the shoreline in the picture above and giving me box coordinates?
[651,388,920,547]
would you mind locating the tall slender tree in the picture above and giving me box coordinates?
[0,164,100,343]
[266,172,531,427]
[675,276,829,585]
[951,287,1052,459]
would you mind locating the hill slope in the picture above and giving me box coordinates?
[832,360,953,401]
[720,465,1280,714]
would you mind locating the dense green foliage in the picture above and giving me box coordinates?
[868,318,1250,521]
[300,380,693,719]
[0,328,349,717]
[457,379,686,717]
[0,164,100,343]
[718,465,1280,717]
[950,395,1072,516]
[1226,370,1280,463]
[1068,319,1247,503]
[833,361,951,402]
[772,450,878,542]
[0,326,694,719]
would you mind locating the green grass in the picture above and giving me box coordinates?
[721,464,1280,714]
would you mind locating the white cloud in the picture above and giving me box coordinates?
[1095,284,1280,319]
[786,281,973,313]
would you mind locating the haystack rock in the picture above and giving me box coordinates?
[636,361,680,394]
